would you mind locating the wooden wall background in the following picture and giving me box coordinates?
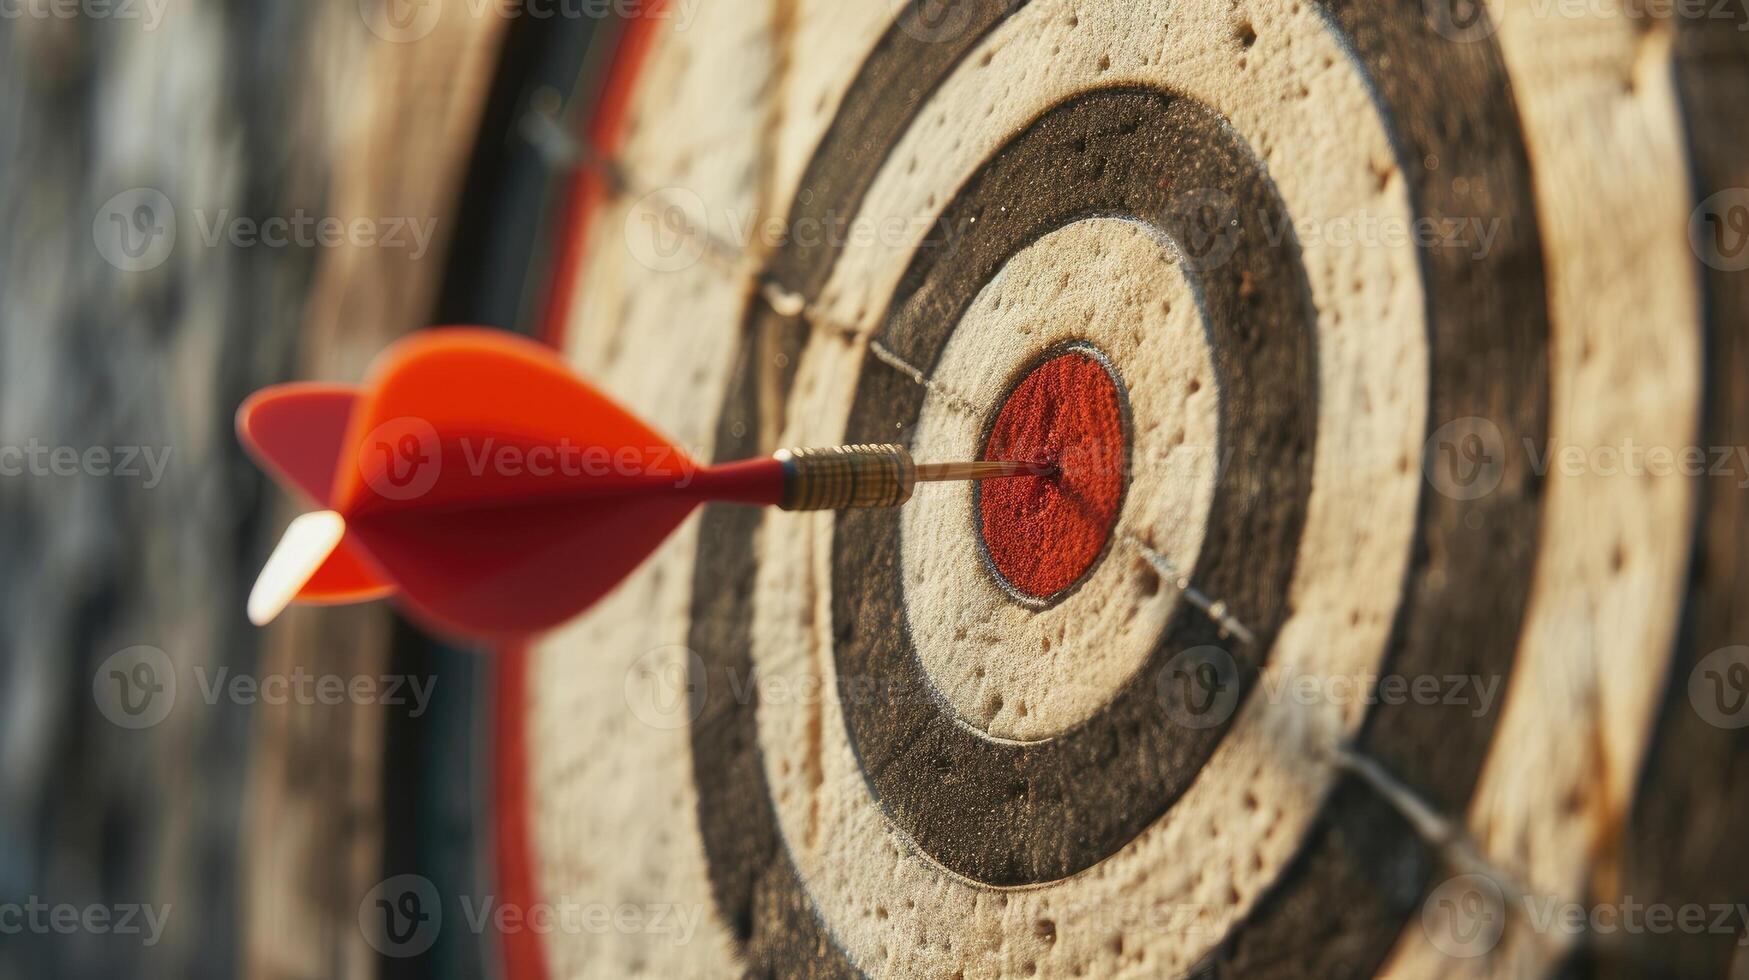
[0,3,500,977]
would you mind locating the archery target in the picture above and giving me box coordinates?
[510,0,1743,976]
[900,218,1216,741]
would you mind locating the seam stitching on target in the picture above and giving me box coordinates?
[755,279,989,418]
[1335,750,1574,954]
[1125,534,1258,645]
[864,337,986,418]
[613,165,1021,415]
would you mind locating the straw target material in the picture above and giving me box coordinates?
[510,1,1749,977]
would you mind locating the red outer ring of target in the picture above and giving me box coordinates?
[498,11,666,980]
[977,345,1128,603]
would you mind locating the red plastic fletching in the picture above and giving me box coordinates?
[236,384,393,603]
[238,328,787,640]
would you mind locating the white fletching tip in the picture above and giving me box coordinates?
[248,511,347,627]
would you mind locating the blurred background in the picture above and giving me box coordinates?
[0,2,595,976]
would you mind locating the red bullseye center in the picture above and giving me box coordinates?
[978,348,1127,602]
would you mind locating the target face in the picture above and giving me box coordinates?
[501,0,1746,976]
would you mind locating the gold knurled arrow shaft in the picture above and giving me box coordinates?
[776,445,1042,512]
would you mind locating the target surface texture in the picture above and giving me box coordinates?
[512,1,1746,977]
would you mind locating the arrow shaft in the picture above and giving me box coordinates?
[915,460,1043,482]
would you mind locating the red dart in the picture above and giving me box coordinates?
[237,328,1039,641]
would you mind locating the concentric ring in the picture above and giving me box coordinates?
[833,86,1318,885]
[681,0,1548,974]
[902,218,1220,742]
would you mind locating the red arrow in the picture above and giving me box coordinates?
[238,328,1040,641]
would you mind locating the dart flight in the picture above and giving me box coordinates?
[237,328,1036,640]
